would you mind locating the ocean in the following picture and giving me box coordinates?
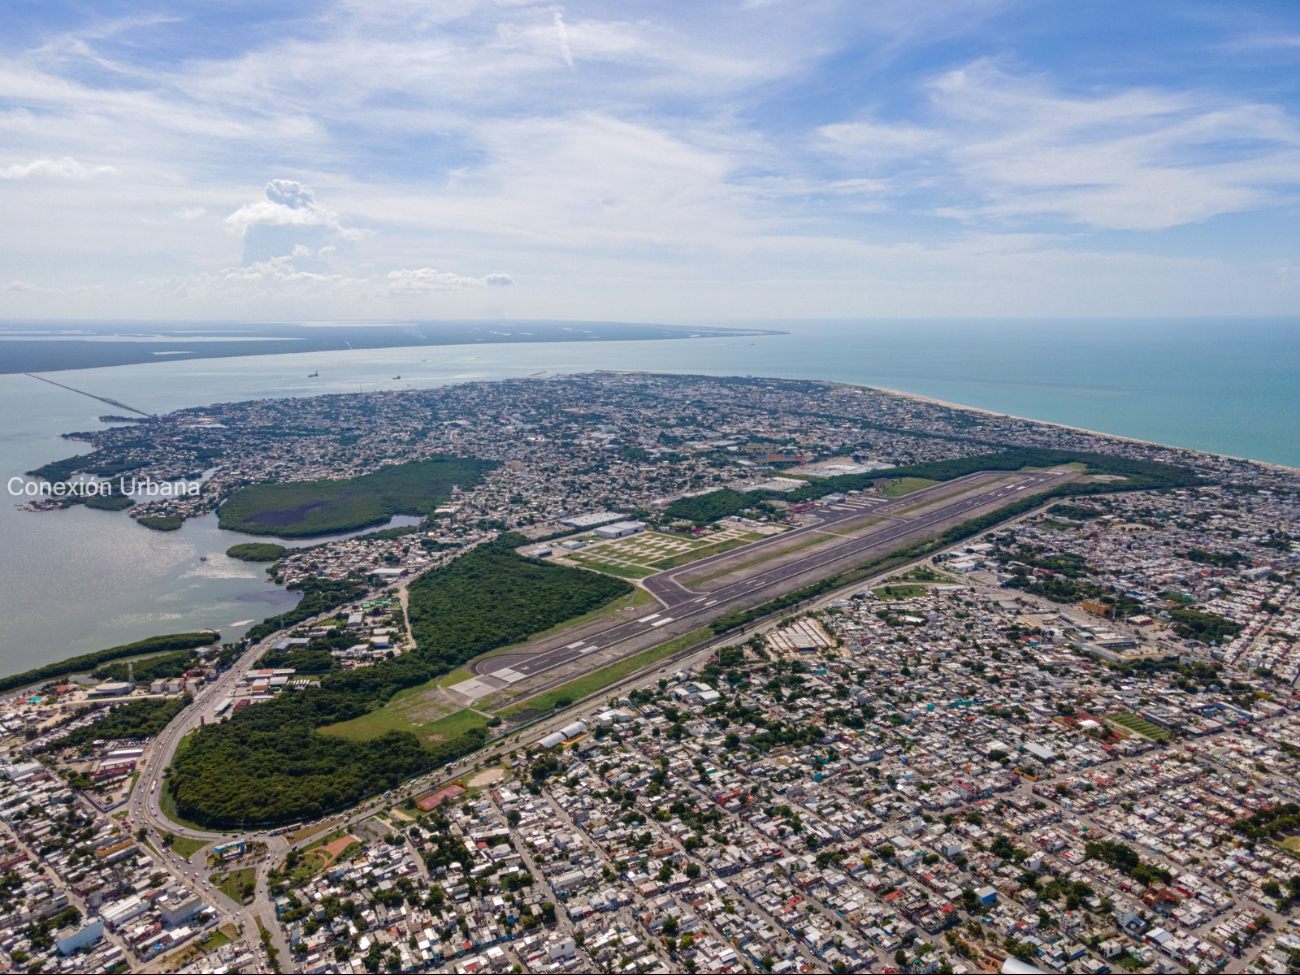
[1,317,1296,671]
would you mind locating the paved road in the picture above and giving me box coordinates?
[470,471,1067,686]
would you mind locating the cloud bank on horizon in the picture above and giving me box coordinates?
[1,0,1299,320]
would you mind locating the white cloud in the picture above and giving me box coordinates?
[176,206,207,220]
[386,267,514,293]
[819,62,1300,231]
[553,12,574,70]
[224,179,357,237]
[0,156,114,179]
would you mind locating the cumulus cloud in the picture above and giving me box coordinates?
[224,179,359,237]
[0,157,114,180]
[176,206,207,220]
[386,267,515,293]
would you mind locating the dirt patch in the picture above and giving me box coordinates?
[467,767,505,788]
[322,834,358,859]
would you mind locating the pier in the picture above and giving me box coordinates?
[24,373,154,417]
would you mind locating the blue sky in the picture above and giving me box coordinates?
[2,0,1299,320]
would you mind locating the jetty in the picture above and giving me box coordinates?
[24,373,154,417]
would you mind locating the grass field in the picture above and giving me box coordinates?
[321,698,488,742]
[211,866,257,903]
[167,835,209,859]
[689,531,831,584]
[874,584,928,599]
[286,820,338,844]
[217,456,494,537]
[1111,712,1172,741]
[880,477,940,497]
[501,627,713,718]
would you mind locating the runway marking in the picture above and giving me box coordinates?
[704,600,717,606]
[579,645,600,654]
[566,640,586,649]
[650,616,674,627]
[489,667,528,684]
[637,613,661,622]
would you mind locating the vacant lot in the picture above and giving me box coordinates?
[323,703,488,744]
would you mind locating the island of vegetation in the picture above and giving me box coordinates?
[136,513,183,531]
[0,632,219,695]
[225,542,290,562]
[216,456,495,538]
[167,536,631,827]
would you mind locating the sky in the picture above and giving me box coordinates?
[2,0,1300,322]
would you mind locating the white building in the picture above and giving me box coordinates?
[593,520,646,539]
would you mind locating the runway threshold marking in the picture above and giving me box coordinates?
[637,613,661,622]
[650,617,674,627]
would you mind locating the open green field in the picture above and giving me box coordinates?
[1111,712,1172,741]
[217,456,495,537]
[323,705,488,743]
[167,834,209,859]
[210,866,256,903]
[874,584,928,599]
[879,477,940,497]
[564,555,657,578]
[502,627,713,718]
[688,531,831,584]
[1022,462,1089,473]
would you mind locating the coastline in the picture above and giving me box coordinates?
[850,382,1298,474]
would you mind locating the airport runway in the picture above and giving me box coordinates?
[463,470,1068,695]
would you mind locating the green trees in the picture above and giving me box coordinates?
[405,535,632,672]
[54,697,188,750]
[1084,840,1171,886]
[168,537,631,827]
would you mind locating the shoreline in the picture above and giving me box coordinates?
[831,380,1299,474]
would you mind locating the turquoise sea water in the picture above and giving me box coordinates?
[0,317,1296,670]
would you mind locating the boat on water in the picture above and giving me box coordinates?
[393,374,401,380]
[308,370,319,377]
